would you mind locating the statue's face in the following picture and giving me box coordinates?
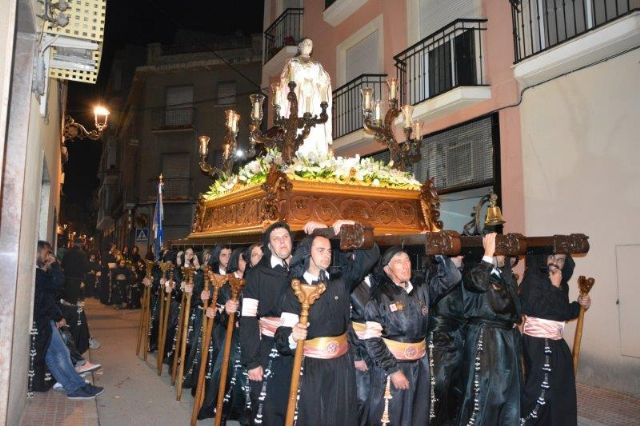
[299,39,313,56]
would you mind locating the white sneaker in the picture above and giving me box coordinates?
[53,382,64,392]
[89,337,101,350]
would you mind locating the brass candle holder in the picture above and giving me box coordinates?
[362,78,422,172]
[198,109,240,179]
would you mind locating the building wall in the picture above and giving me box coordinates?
[0,0,65,422]
[261,0,525,231]
[521,48,640,396]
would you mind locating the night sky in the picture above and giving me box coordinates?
[64,0,264,234]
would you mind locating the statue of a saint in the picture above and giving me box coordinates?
[278,38,332,160]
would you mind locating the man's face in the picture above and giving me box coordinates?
[310,236,332,272]
[37,246,52,266]
[185,249,194,261]
[547,254,566,272]
[269,228,292,259]
[219,248,232,268]
[384,252,412,284]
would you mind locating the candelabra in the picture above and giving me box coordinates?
[362,78,422,172]
[198,109,240,179]
[63,105,110,141]
[248,81,328,164]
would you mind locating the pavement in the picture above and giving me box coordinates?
[20,298,640,425]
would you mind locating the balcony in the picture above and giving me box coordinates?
[323,0,368,27]
[262,8,304,78]
[331,74,386,156]
[145,177,192,202]
[151,107,195,132]
[394,19,490,122]
[512,1,639,88]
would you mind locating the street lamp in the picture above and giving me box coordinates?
[63,104,110,141]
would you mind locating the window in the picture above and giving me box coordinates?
[161,154,191,199]
[345,30,380,82]
[165,86,193,127]
[366,114,498,194]
[414,114,497,193]
[418,0,481,38]
[217,81,237,106]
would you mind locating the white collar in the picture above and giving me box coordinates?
[303,271,319,284]
[270,255,287,269]
[234,271,242,279]
[364,275,372,287]
[398,280,413,294]
[219,266,227,275]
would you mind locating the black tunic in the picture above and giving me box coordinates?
[428,257,465,426]
[238,258,293,425]
[519,255,580,426]
[274,244,379,426]
[365,265,458,426]
[458,259,521,426]
[350,276,375,426]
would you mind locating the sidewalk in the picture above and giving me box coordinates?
[20,298,640,425]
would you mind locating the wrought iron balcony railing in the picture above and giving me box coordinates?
[511,0,638,62]
[332,74,387,140]
[264,8,304,64]
[146,177,192,201]
[152,107,194,130]
[394,19,488,106]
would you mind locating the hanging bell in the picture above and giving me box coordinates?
[485,193,506,226]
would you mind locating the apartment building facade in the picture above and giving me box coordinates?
[97,32,263,253]
[260,0,640,395]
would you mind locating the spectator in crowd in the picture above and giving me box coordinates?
[61,238,89,304]
[34,241,104,400]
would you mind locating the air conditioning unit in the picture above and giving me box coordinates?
[44,0,106,84]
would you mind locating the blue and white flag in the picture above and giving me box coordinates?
[152,178,164,260]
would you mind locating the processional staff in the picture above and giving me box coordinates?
[190,271,228,426]
[214,275,246,426]
[572,276,595,375]
[284,280,327,426]
[157,262,174,375]
[176,266,196,399]
[136,260,154,359]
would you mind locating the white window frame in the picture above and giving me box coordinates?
[336,14,385,88]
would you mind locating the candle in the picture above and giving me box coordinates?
[320,86,329,104]
[361,87,373,112]
[251,93,265,121]
[252,100,261,120]
[387,78,398,101]
[198,135,210,157]
[232,111,240,133]
[412,121,422,140]
[270,83,280,107]
[374,100,382,122]
[305,96,312,113]
[401,104,414,128]
[223,142,231,160]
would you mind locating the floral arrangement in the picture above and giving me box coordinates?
[203,148,421,201]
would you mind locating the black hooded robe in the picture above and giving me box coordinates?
[365,258,459,426]
[350,275,375,426]
[519,255,580,426]
[457,258,521,426]
[273,242,379,426]
[428,257,466,426]
[238,257,293,425]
